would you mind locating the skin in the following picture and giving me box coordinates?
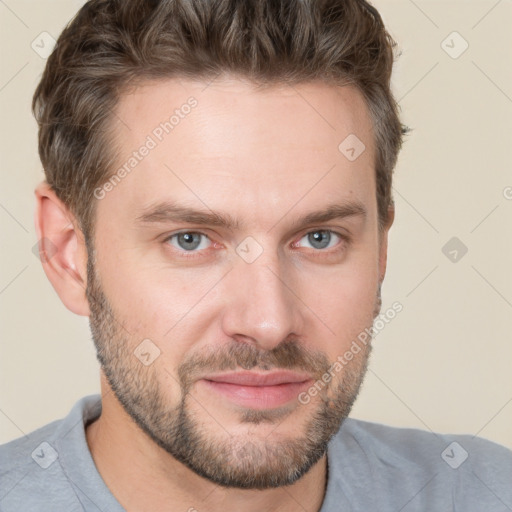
[34,77,393,512]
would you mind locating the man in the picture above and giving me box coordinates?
[1,0,510,510]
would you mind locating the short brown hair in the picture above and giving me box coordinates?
[33,0,404,243]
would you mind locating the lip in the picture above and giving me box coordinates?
[200,370,313,410]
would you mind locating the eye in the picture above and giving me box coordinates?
[296,230,343,250]
[166,231,211,252]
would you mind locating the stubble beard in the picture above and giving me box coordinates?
[85,250,375,489]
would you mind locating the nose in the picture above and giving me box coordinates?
[220,253,304,351]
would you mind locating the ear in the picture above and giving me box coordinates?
[34,182,90,316]
[378,206,394,284]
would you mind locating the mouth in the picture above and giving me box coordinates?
[200,370,314,410]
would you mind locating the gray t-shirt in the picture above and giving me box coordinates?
[1,395,511,511]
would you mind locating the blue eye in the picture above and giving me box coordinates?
[164,229,345,258]
[167,232,211,251]
[298,230,342,250]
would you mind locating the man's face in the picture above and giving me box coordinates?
[86,77,387,488]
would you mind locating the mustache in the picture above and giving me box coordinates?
[178,339,331,390]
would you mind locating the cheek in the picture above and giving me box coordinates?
[98,237,217,325]
[303,261,378,359]
[97,261,227,380]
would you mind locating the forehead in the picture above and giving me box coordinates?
[99,77,377,230]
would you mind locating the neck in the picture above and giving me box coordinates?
[86,382,328,512]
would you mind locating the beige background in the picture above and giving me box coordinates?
[1,0,511,450]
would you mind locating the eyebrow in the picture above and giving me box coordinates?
[135,200,367,231]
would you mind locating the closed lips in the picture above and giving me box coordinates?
[203,371,312,386]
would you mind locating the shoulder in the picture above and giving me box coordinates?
[0,395,100,474]
[0,395,101,512]
[324,417,512,511]
[0,418,61,472]
[338,417,512,468]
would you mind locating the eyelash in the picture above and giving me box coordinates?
[163,229,350,260]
